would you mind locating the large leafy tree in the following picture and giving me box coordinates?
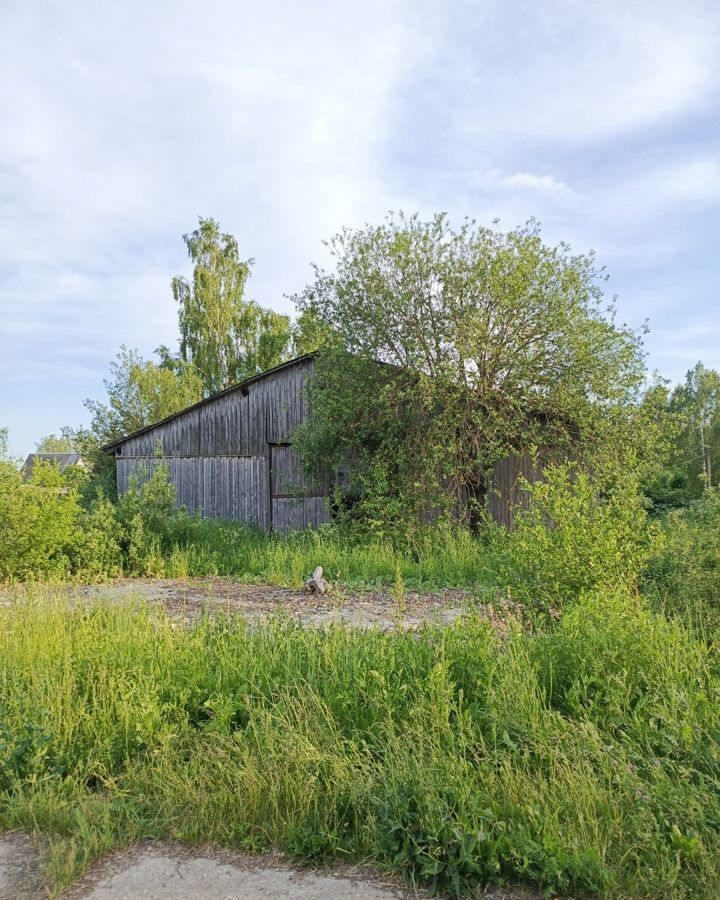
[293,213,650,530]
[172,217,292,393]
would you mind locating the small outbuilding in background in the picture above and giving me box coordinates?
[22,452,85,481]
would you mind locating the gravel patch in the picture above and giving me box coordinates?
[0,832,45,900]
[3,577,522,634]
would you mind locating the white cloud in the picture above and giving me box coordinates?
[502,172,573,196]
[471,168,575,199]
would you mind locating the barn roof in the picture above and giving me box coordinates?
[22,452,83,479]
[102,352,318,454]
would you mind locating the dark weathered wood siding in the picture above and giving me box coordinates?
[116,455,271,527]
[114,357,314,458]
[112,356,330,532]
[487,452,545,528]
[111,354,547,531]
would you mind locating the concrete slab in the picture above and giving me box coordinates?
[0,833,45,900]
[68,845,414,900]
[1,833,540,899]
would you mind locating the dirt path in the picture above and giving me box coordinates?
[5,577,521,634]
[1,835,539,900]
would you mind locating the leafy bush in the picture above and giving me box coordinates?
[0,460,81,580]
[644,489,720,629]
[495,465,662,612]
[115,462,182,575]
[0,459,180,582]
[0,460,121,581]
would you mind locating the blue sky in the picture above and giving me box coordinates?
[1,0,719,457]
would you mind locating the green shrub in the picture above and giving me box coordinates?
[644,489,720,630]
[0,461,124,582]
[496,465,661,612]
[0,461,83,580]
[70,497,124,580]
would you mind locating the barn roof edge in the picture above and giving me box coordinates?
[101,352,319,454]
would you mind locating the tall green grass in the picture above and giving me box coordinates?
[2,590,719,897]
[157,518,495,590]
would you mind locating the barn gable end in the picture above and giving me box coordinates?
[104,354,328,532]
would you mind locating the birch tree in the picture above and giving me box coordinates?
[173,217,292,394]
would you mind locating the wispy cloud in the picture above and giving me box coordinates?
[472,169,576,199]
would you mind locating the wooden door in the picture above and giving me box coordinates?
[269,443,330,532]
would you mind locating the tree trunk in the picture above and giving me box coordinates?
[466,474,487,534]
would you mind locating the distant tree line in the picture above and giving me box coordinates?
[643,362,720,509]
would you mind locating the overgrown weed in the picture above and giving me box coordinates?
[1,590,719,897]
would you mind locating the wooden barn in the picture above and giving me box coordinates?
[104,353,543,531]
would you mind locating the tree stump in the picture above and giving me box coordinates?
[305,566,328,595]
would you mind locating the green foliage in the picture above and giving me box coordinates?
[158,517,494,589]
[115,462,181,575]
[293,213,650,532]
[35,433,75,453]
[670,363,720,498]
[84,346,204,447]
[644,489,720,629]
[0,461,79,580]
[2,592,719,898]
[0,461,123,581]
[0,427,19,470]
[0,459,187,582]
[72,346,203,499]
[0,446,496,587]
[643,363,720,509]
[496,464,661,612]
[290,308,334,355]
[173,217,292,393]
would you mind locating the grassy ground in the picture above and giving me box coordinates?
[140,518,498,591]
[1,590,719,898]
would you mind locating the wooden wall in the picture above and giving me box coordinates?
[116,455,271,527]
[112,354,546,531]
[113,357,330,532]
[115,357,314,458]
[487,452,545,528]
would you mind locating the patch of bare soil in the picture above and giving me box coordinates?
[5,577,523,635]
